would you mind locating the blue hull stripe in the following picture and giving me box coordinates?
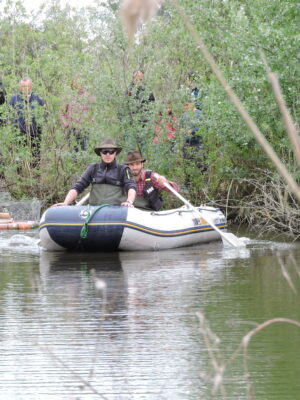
[40,221,227,238]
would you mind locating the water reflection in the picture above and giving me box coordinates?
[39,251,128,325]
[0,230,300,399]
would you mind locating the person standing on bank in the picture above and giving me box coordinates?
[60,79,96,152]
[125,150,179,211]
[0,76,6,126]
[125,70,155,150]
[9,77,45,159]
[53,138,136,207]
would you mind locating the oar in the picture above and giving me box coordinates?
[163,181,246,248]
[76,192,90,206]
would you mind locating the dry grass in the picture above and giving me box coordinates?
[235,172,300,238]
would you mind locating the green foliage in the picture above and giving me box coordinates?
[0,0,298,220]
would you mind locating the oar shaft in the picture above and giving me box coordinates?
[77,192,90,206]
[164,182,245,248]
[164,182,223,235]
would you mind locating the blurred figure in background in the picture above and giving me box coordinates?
[125,69,155,150]
[9,77,45,161]
[60,79,96,152]
[126,70,155,116]
[185,70,203,111]
[0,75,6,126]
[153,103,177,144]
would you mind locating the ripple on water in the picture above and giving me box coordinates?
[0,230,300,399]
[0,231,40,257]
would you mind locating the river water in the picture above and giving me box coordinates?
[0,229,299,400]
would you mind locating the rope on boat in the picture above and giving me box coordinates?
[80,204,109,239]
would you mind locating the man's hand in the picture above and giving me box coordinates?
[121,201,134,208]
[154,173,168,186]
[52,202,70,207]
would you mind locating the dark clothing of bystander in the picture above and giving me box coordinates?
[60,87,95,152]
[126,85,155,122]
[181,106,206,176]
[0,83,6,105]
[0,82,6,126]
[9,92,45,159]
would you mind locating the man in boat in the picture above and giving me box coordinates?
[125,150,179,211]
[53,138,136,207]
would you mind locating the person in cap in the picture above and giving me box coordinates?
[53,138,136,207]
[125,150,179,211]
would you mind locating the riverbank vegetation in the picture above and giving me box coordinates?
[0,0,299,237]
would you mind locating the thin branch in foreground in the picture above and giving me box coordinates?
[260,51,300,167]
[242,318,300,399]
[9,333,109,399]
[289,253,300,277]
[277,253,298,294]
[197,313,300,400]
[40,344,110,399]
[120,0,162,41]
[196,311,227,398]
[170,0,300,203]
[118,0,300,201]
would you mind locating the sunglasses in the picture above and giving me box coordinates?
[100,149,116,155]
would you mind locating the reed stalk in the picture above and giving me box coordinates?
[170,0,300,202]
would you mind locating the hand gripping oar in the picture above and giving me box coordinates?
[163,182,246,248]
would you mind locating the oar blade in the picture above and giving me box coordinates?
[221,232,246,248]
[163,181,246,249]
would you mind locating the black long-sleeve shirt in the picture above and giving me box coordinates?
[72,160,136,195]
[9,92,45,137]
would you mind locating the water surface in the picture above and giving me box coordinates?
[0,230,299,399]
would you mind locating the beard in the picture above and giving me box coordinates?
[132,170,141,176]
[131,167,143,177]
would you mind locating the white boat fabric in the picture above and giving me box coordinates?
[39,205,227,251]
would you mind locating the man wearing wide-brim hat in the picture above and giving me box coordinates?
[53,138,136,207]
[125,150,179,211]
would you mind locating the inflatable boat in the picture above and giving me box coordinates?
[39,204,227,251]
